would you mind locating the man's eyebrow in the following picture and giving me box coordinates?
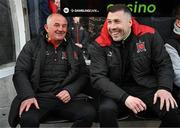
[54,22,60,25]
[54,23,67,25]
[107,19,112,21]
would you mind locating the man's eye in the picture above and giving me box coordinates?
[107,21,112,24]
[54,24,59,27]
[62,25,67,28]
[114,20,121,23]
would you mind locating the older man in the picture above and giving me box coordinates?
[9,13,96,127]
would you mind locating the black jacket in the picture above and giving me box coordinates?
[69,23,90,50]
[89,18,174,102]
[167,33,180,56]
[8,35,89,127]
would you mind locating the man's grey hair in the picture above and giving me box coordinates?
[46,13,67,25]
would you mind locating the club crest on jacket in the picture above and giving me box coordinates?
[61,51,67,60]
[136,40,146,53]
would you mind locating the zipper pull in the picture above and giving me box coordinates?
[54,48,57,54]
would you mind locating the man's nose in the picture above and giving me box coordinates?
[110,22,117,29]
[57,25,63,31]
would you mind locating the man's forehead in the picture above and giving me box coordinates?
[107,11,125,20]
[51,16,67,23]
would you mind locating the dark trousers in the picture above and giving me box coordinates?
[173,85,180,107]
[99,85,180,127]
[19,95,96,127]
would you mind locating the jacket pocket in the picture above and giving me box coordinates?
[131,54,151,74]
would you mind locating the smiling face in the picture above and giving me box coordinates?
[107,10,132,41]
[44,14,68,44]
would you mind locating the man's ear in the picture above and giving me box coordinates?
[44,24,48,32]
[129,19,133,27]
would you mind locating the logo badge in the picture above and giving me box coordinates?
[62,51,67,60]
[136,40,146,53]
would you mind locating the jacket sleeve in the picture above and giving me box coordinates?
[63,47,89,98]
[89,43,129,102]
[165,43,180,87]
[13,41,35,101]
[151,31,174,91]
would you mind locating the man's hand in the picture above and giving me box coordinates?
[75,43,83,48]
[56,90,71,103]
[19,98,39,117]
[153,89,178,111]
[125,96,147,114]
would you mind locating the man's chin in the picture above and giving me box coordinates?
[112,37,122,42]
[55,37,64,41]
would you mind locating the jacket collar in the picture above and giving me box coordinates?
[96,17,155,47]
